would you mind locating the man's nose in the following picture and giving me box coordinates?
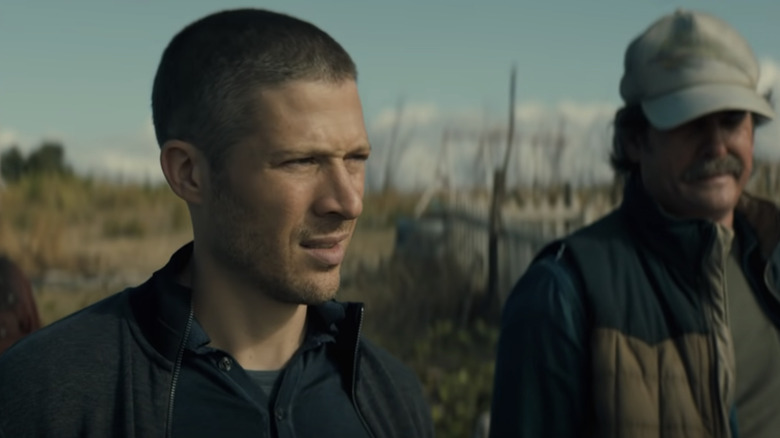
[313,164,363,220]
[699,116,729,157]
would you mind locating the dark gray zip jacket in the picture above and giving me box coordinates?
[0,245,434,438]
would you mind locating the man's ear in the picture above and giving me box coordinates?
[160,140,208,204]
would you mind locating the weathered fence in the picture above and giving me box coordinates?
[393,188,615,305]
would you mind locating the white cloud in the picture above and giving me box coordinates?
[555,101,616,128]
[0,119,163,184]
[756,122,780,160]
[393,140,440,190]
[758,57,780,95]
[367,99,619,191]
[514,102,547,124]
[0,127,67,154]
[0,128,20,149]
[754,58,780,160]
[371,102,440,131]
[89,151,160,181]
[364,59,780,191]
[69,119,163,182]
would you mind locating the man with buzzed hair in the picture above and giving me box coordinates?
[0,9,433,438]
[490,9,780,438]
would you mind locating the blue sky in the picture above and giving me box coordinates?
[2,0,780,188]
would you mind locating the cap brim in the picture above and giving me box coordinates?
[641,83,776,130]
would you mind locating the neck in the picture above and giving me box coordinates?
[181,247,308,371]
[715,210,734,229]
[663,206,735,228]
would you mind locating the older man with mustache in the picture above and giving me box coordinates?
[490,9,780,438]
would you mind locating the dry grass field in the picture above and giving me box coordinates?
[0,175,190,324]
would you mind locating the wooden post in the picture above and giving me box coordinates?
[476,65,517,324]
[483,169,506,320]
[381,96,405,195]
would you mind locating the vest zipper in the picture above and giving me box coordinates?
[713,287,731,438]
[764,263,777,298]
[703,242,732,438]
[165,305,194,438]
[700,273,723,438]
[351,305,377,438]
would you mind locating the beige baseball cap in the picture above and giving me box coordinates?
[619,9,775,130]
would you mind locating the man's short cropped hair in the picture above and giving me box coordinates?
[151,8,358,170]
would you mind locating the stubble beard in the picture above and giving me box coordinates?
[210,186,341,306]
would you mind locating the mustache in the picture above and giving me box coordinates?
[682,155,744,182]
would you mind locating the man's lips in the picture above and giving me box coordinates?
[686,172,734,184]
[300,234,349,266]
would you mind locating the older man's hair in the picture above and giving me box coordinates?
[609,105,648,181]
[151,8,358,171]
[609,90,775,181]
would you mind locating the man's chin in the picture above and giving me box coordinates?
[294,290,339,306]
[679,195,740,221]
[278,274,341,306]
[682,175,743,198]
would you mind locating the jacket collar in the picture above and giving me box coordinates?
[734,192,780,261]
[620,174,721,271]
[618,173,780,324]
[620,172,780,270]
[130,242,365,363]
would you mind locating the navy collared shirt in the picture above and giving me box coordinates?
[170,303,371,438]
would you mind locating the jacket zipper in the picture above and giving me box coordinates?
[351,305,377,438]
[704,233,732,438]
[165,305,194,438]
